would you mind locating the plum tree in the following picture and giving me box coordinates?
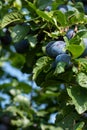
[46,41,66,58]
[1,0,87,130]
[14,39,29,54]
[66,29,75,39]
[55,53,71,66]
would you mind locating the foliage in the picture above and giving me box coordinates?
[1,0,87,129]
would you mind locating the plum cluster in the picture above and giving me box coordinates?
[46,40,71,68]
[46,36,87,69]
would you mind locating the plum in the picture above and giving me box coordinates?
[45,6,52,12]
[0,30,12,45]
[57,5,68,13]
[55,53,71,66]
[14,39,29,53]
[0,35,12,45]
[84,5,87,14]
[46,41,66,58]
[1,115,10,125]
[0,124,8,130]
[66,29,75,39]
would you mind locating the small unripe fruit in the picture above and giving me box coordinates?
[46,41,66,58]
[14,39,29,53]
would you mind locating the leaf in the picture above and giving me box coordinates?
[6,106,24,117]
[11,24,29,43]
[67,86,87,114]
[41,124,63,130]
[14,95,30,109]
[54,62,66,75]
[10,53,25,68]
[56,111,80,130]
[25,0,36,11]
[36,9,53,23]
[27,34,37,47]
[75,30,87,38]
[41,79,60,88]
[73,122,85,130]
[75,58,87,73]
[36,110,48,117]
[11,117,30,128]
[53,10,67,26]
[16,82,32,93]
[35,0,52,10]
[67,10,84,25]
[33,56,52,80]
[1,11,24,28]
[67,44,85,59]
[76,72,87,88]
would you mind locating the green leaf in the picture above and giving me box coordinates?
[11,24,29,43]
[67,10,84,25]
[16,82,32,93]
[6,106,24,118]
[75,30,87,38]
[36,110,48,117]
[73,122,85,130]
[75,58,87,73]
[76,72,87,88]
[27,34,37,47]
[41,79,60,88]
[53,10,67,26]
[35,0,52,10]
[56,111,80,130]
[11,117,30,128]
[10,53,25,68]
[54,62,66,75]
[1,11,24,28]
[67,86,87,114]
[14,95,30,109]
[36,9,53,23]
[67,44,85,59]
[25,0,36,11]
[33,56,52,80]
[41,124,63,130]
